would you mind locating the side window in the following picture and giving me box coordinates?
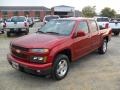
[89,20,98,32]
[77,21,89,33]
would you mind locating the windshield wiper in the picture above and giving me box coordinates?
[45,32,60,35]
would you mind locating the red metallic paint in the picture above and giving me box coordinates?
[7,18,112,72]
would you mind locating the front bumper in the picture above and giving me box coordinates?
[6,28,28,32]
[7,54,52,75]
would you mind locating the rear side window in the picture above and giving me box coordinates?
[97,18,109,22]
[77,21,89,33]
[89,20,98,32]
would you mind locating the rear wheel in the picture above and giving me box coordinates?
[51,54,70,80]
[98,39,108,54]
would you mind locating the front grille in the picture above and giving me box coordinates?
[12,50,27,59]
[12,45,29,51]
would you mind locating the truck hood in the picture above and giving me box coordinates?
[11,33,68,49]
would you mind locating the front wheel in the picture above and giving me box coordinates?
[25,29,29,35]
[98,39,108,54]
[51,54,70,80]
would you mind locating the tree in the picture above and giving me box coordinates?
[82,6,96,17]
[100,7,116,18]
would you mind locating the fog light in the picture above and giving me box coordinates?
[38,57,44,61]
[37,70,41,73]
[33,57,38,60]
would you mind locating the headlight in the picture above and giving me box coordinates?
[31,49,49,53]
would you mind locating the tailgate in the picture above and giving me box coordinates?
[6,22,26,28]
[109,22,120,29]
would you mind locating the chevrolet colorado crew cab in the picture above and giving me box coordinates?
[7,18,112,80]
[5,16,29,37]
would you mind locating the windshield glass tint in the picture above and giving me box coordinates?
[39,20,75,35]
[45,16,59,21]
[11,17,25,22]
[97,18,109,22]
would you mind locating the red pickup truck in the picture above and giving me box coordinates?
[7,18,112,80]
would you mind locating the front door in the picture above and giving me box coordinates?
[73,20,92,60]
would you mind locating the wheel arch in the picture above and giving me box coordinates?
[53,48,72,63]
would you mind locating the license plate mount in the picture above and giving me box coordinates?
[12,61,19,70]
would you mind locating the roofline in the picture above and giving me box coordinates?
[52,5,74,8]
[0,10,51,11]
[0,6,51,11]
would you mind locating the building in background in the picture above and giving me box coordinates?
[74,10,83,17]
[0,6,51,21]
[52,5,75,18]
[0,5,82,21]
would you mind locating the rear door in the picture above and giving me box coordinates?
[89,20,101,50]
[73,20,92,59]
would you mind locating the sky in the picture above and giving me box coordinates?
[0,0,120,13]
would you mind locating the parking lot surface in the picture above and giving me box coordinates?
[0,22,120,90]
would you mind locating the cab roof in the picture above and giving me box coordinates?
[58,17,94,21]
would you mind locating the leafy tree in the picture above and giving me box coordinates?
[82,6,96,17]
[100,7,116,18]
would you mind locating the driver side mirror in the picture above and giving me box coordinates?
[76,31,86,37]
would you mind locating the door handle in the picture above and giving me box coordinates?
[87,36,91,38]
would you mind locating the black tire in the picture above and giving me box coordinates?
[25,29,29,35]
[51,54,70,80]
[31,24,34,27]
[7,31,11,37]
[114,32,119,36]
[98,39,108,54]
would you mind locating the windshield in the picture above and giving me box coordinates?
[11,17,26,22]
[45,16,59,21]
[97,18,109,22]
[38,20,75,36]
